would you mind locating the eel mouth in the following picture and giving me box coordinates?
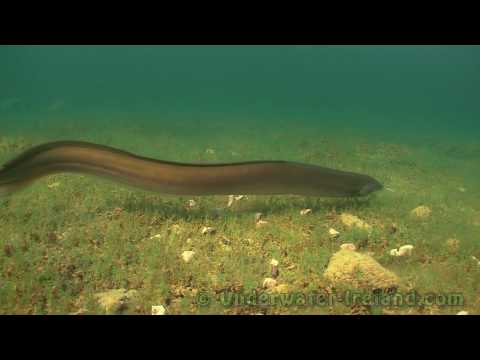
[358,179,384,196]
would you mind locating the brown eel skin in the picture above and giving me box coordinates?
[0,141,383,197]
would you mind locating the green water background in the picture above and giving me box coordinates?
[1,45,479,146]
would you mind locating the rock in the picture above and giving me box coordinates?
[270,259,279,267]
[324,249,400,291]
[340,213,372,231]
[227,194,246,207]
[340,243,356,251]
[390,245,414,257]
[150,234,162,240]
[329,228,340,238]
[300,208,312,216]
[256,220,269,228]
[181,251,195,263]
[201,226,216,235]
[95,289,139,314]
[255,212,264,223]
[47,182,61,189]
[262,278,277,289]
[456,311,469,315]
[411,206,431,219]
[151,305,167,315]
[186,199,197,209]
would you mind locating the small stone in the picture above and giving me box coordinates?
[329,228,340,238]
[47,182,61,189]
[151,305,167,315]
[205,148,215,155]
[262,278,277,289]
[300,208,312,216]
[186,199,197,209]
[256,220,269,228]
[255,213,264,222]
[458,187,466,193]
[340,213,372,231]
[456,311,469,315]
[201,226,216,235]
[340,243,356,251]
[150,234,162,240]
[270,259,279,267]
[181,251,195,263]
[390,245,414,257]
[411,206,431,219]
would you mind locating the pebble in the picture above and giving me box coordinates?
[226,195,246,207]
[329,228,340,238]
[456,311,469,315]
[256,220,269,228]
[201,226,216,235]
[262,278,277,289]
[47,182,61,189]
[181,251,195,263]
[390,245,414,257]
[300,208,312,216]
[186,199,197,209]
[151,305,167,315]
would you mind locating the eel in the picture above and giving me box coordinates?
[0,141,383,197]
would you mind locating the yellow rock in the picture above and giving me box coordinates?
[340,213,372,231]
[411,206,431,218]
[324,249,400,291]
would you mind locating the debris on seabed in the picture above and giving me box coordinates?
[201,226,216,235]
[300,208,312,216]
[227,195,246,207]
[390,245,414,257]
[47,182,61,189]
[181,251,195,263]
[186,199,197,209]
[262,278,277,289]
[329,228,340,238]
[151,305,167,315]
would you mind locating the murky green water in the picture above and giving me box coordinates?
[1,45,479,142]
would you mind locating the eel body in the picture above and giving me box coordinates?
[0,141,383,197]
